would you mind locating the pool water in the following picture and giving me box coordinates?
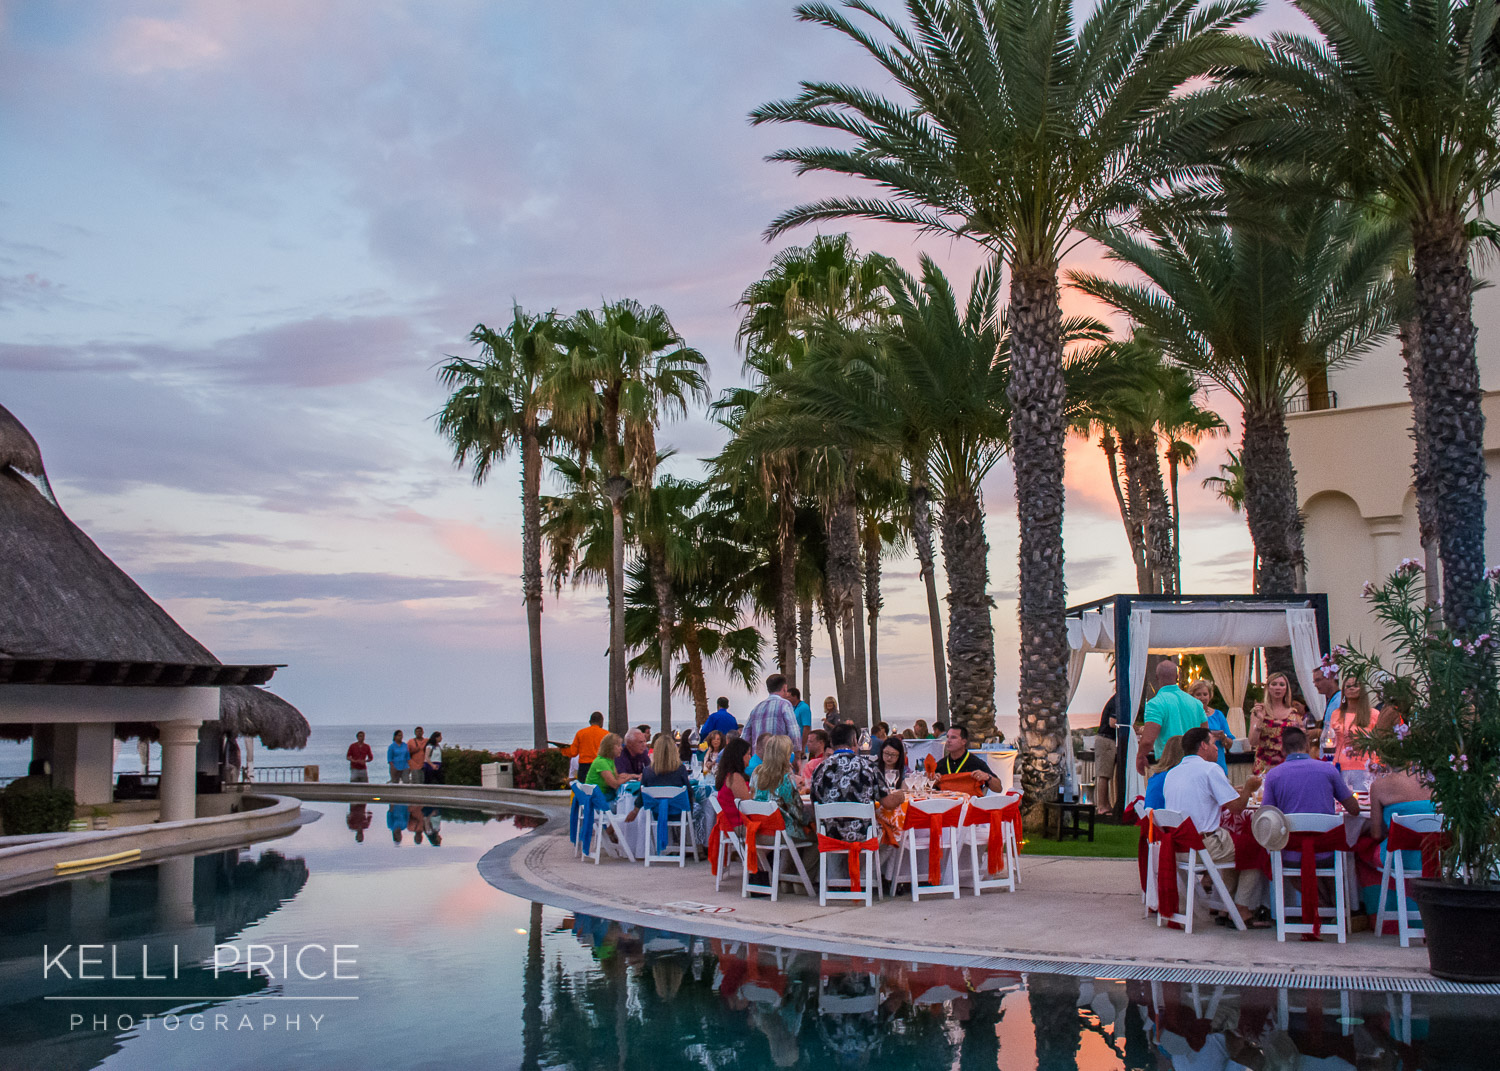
[0,800,1494,1070]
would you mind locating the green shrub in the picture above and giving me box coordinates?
[1,779,77,835]
[436,747,493,787]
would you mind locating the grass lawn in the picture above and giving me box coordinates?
[1021,821,1138,859]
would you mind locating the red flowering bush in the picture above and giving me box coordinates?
[508,748,569,790]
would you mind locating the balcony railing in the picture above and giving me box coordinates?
[1285,390,1339,414]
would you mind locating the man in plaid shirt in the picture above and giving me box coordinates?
[744,673,802,756]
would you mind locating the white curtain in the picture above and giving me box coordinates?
[1203,649,1253,736]
[1286,608,1326,721]
[1123,608,1152,802]
[1061,633,1089,796]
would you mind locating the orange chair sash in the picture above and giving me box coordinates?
[903,805,961,885]
[817,833,879,891]
[741,809,786,874]
[963,799,1021,875]
[936,771,986,797]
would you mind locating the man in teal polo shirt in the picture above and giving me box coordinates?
[1135,659,1207,776]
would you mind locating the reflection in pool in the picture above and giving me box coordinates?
[0,801,1492,1069]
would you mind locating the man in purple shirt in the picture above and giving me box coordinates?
[743,673,801,756]
[1261,728,1362,817]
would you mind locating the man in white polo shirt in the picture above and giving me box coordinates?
[1163,726,1268,927]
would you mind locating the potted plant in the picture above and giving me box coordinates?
[1338,561,1500,981]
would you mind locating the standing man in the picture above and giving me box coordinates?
[1312,668,1342,758]
[1094,694,1119,812]
[346,731,373,784]
[789,687,813,751]
[702,697,738,739]
[562,712,608,783]
[1135,661,1207,777]
[386,730,407,784]
[744,673,801,756]
[408,726,428,784]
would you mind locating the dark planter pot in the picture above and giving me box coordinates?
[1412,878,1500,982]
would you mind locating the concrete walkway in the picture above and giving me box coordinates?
[480,823,1448,989]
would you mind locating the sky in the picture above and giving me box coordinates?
[0,0,1319,733]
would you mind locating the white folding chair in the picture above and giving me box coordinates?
[640,786,698,867]
[1147,808,1245,933]
[1376,812,1446,947]
[1271,813,1350,943]
[960,791,1022,895]
[576,783,636,865]
[737,799,814,901]
[708,794,744,892]
[887,797,963,901]
[813,802,883,907]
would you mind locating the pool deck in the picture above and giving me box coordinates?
[478,819,1483,993]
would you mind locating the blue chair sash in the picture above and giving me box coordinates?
[570,782,608,855]
[641,788,691,852]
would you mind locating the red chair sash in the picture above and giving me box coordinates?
[1122,798,1149,892]
[817,833,879,891]
[936,771,986,797]
[741,809,786,874]
[903,805,961,885]
[1387,823,1450,879]
[963,800,1021,875]
[1284,827,1352,938]
[1151,817,1206,920]
[708,811,737,876]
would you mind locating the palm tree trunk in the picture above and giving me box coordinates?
[909,479,949,721]
[1121,432,1172,593]
[650,553,675,736]
[606,484,631,735]
[1240,400,1303,680]
[821,584,845,711]
[862,516,883,727]
[521,426,548,749]
[1007,262,1070,826]
[1401,308,1443,617]
[941,485,997,742]
[1168,451,1183,595]
[1102,434,1149,591]
[683,620,710,727]
[798,590,813,703]
[1412,216,1485,632]
[776,482,798,678]
[851,581,870,729]
[521,900,543,1071]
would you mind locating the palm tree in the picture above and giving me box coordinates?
[1070,191,1400,602]
[1237,0,1500,631]
[632,473,703,734]
[751,0,1259,807]
[435,307,559,749]
[553,301,709,734]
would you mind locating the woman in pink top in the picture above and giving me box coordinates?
[714,737,753,827]
[1331,675,1377,781]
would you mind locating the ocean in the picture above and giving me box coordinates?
[0,721,547,782]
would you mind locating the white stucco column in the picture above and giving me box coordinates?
[157,720,203,823]
[156,855,197,929]
[51,722,116,807]
[1367,514,1407,584]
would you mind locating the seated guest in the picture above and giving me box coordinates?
[753,734,812,840]
[932,720,947,737]
[714,737,754,828]
[699,730,725,776]
[914,719,931,740]
[901,728,915,740]
[676,727,695,765]
[867,722,890,753]
[1261,728,1361,818]
[1362,764,1437,915]
[616,729,652,778]
[1144,735,1186,812]
[643,733,691,790]
[1162,726,1267,927]
[876,735,907,791]
[801,730,831,786]
[810,722,905,840]
[584,733,639,804]
[745,733,771,777]
[935,726,1001,792]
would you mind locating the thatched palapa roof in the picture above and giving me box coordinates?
[0,403,276,687]
[0,404,309,749]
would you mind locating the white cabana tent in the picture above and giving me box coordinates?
[1065,594,1332,805]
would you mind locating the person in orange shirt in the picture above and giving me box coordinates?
[563,711,608,781]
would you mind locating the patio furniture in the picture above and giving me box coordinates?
[737,798,814,901]
[1043,797,1096,841]
[960,791,1022,894]
[1143,808,1246,933]
[707,794,745,892]
[639,786,698,867]
[813,802,884,907]
[887,796,963,901]
[1376,812,1448,947]
[569,781,637,865]
[1270,812,1351,943]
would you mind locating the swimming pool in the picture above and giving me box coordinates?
[1,800,1493,1069]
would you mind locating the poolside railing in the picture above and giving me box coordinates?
[241,765,319,784]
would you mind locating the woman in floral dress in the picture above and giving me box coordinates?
[1249,671,1302,775]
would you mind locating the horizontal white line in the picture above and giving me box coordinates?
[44,995,359,1001]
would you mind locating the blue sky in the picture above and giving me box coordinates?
[0,1,1280,732]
